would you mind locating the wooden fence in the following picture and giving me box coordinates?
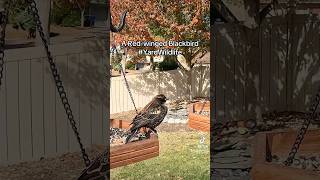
[110,65,210,114]
[213,15,320,122]
[0,39,108,165]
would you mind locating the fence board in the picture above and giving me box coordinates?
[261,26,271,111]
[304,21,317,109]
[0,62,7,163]
[43,57,57,156]
[90,52,105,145]
[55,56,70,153]
[214,15,320,122]
[30,58,45,160]
[67,54,81,152]
[6,62,20,162]
[19,60,33,161]
[234,31,246,120]
[215,30,226,121]
[292,23,305,111]
[79,52,93,146]
[0,39,107,165]
[225,31,235,120]
[278,24,288,111]
[310,21,320,111]
[100,52,108,144]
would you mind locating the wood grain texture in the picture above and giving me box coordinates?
[110,119,160,169]
[188,102,210,132]
[251,129,320,180]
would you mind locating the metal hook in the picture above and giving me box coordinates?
[110,11,127,32]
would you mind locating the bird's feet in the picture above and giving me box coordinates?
[145,130,152,138]
[145,129,159,138]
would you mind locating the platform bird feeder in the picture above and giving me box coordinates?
[188,101,210,132]
[251,129,320,180]
[110,119,159,169]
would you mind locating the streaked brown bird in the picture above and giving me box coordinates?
[125,94,168,144]
[78,95,168,179]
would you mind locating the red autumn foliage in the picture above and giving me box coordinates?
[110,0,210,63]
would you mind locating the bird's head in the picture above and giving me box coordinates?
[154,94,167,104]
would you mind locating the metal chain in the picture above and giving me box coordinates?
[118,63,138,114]
[27,0,90,167]
[0,1,9,88]
[100,149,109,177]
[284,87,320,166]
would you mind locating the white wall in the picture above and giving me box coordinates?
[0,39,108,165]
[110,65,210,114]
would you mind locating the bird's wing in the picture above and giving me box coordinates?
[130,106,168,131]
[130,100,159,124]
[140,99,159,112]
[130,112,157,131]
[149,105,168,127]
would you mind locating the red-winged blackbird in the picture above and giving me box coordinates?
[78,95,167,179]
[125,94,168,144]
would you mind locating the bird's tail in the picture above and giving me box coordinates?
[125,129,139,144]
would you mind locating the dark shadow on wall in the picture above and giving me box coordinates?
[214,14,320,123]
[43,38,108,108]
[127,67,210,101]
[193,65,210,98]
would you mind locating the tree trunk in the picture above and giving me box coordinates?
[150,56,155,71]
[187,69,193,101]
[121,53,126,73]
[80,9,85,27]
[35,0,51,45]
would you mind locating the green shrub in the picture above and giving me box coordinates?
[61,11,81,27]
[111,52,122,71]
[11,8,35,32]
[158,57,179,71]
[126,61,136,70]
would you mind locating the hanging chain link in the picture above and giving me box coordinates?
[100,149,109,177]
[0,1,9,88]
[112,44,138,114]
[118,62,138,114]
[284,87,320,166]
[27,0,90,167]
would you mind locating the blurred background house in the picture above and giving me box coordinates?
[86,0,107,27]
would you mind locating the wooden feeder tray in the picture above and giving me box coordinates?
[188,101,210,132]
[251,129,320,180]
[110,119,159,169]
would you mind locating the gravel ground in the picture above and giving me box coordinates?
[212,169,250,180]
[110,128,148,146]
[272,155,320,172]
[0,145,104,180]
[212,111,320,179]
